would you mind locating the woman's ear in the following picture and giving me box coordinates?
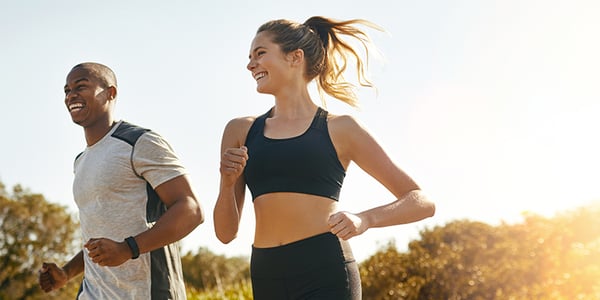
[288,49,305,66]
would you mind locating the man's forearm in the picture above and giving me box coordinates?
[63,250,85,279]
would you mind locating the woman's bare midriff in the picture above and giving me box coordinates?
[252,192,338,248]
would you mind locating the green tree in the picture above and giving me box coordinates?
[187,280,253,300]
[516,206,600,299]
[359,204,600,300]
[0,182,81,299]
[182,247,250,295]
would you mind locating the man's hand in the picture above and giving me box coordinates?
[39,262,68,293]
[84,238,131,267]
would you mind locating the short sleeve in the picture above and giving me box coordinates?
[132,131,188,189]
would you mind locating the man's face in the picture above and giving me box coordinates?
[63,67,112,127]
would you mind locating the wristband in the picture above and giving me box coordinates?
[125,236,140,259]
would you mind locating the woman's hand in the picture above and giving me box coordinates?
[220,146,248,186]
[328,211,368,240]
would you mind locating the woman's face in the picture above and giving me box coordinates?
[247,31,295,95]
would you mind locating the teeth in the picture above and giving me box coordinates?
[69,103,84,111]
[254,72,266,80]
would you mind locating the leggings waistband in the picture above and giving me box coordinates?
[251,232,355,278]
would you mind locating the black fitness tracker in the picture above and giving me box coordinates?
[125,236,140,259]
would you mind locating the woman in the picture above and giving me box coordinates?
[214,16,435,299]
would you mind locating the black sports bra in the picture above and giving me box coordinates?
[243,107,346,201]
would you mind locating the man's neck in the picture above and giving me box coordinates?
[84,119,117,146]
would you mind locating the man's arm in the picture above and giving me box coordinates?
[39,250,84,293]
[134,174,204,253]
[84,174,204,267]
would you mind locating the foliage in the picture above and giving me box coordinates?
[182,247,250,291]
[182,247,251,298]
[0,182,82,299]
[360,204,600,300]
[4,178,599,300]
[187,280,253,300]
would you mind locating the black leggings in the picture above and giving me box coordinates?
[250,232,361,300]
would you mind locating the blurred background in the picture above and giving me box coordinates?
[2,0,599,298]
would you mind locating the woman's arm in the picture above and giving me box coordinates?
[214,117,251,243]
[328,115,435,239]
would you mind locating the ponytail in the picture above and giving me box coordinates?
[257,16,383,107]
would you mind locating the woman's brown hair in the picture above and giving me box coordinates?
[257,16,383,107]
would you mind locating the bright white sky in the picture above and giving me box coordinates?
[1,0,599,262]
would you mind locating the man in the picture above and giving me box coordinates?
[38,62,204,299]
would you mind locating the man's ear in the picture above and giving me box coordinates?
[107,86,117,100]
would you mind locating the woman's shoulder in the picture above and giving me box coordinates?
[326,112,363,130]
[226,115,257,127]
[326,112,373,147]
[222,116,256,137]
[226,107,273,130]
[221,113,265,146]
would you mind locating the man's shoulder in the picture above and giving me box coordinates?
[111,121,152,146]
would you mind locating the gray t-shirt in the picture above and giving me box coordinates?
[73,121,187,299]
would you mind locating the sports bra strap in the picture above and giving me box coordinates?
[310,107,328,131]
